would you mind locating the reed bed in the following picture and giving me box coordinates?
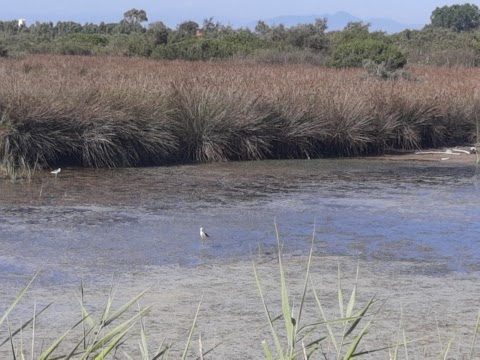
[0,55,478,177]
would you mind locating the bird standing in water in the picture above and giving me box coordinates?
[51,168,61,180]
[200,227,209,242]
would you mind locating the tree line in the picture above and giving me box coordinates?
[1,3,479,68]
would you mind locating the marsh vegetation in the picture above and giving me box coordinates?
[0,55,478,178]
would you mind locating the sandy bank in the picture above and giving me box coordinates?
[5,255,478,359]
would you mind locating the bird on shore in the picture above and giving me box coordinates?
[51,168,61,179]
[200,227,210,242]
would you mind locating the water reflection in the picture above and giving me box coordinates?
[1,158,479,286]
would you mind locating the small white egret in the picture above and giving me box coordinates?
[200,227,209,241]
[51,168,61,180]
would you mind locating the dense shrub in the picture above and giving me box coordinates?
[98,34,153,57]
[363,59,413,80]
[53,34,109,55]
[328,37,406,68]
[392,27,480,67]
[152,32,275,61]
[0,42,7,57]
[231,48,327,66]
[1,14,480,67]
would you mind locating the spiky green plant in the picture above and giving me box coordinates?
[254,223,381,359]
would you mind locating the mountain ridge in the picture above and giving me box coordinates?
[247,11,423,34]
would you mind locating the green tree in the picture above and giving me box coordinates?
[430,3,480,31]
[147,21,169,45]
[56,21,82,35]
[123,8,148,24]
[0,20,20,35]
[343,21,370,36]
[285,18,329,51]
[171,20,199,42]
[30,21,55,40]
[255,20,271,37]
[270,24,287,42]
[202,17,221,35]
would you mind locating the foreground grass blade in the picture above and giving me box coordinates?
[60,326,95,360]
[337,264,344,319]
[0,272,39,329]
[343,296,375,338]
[262,340,273,360]
[31,300,36,360]
[152,339,170,360]
[346,265,359,318]
[0,302,53,347]
[84,306,152,357]
[295,225,315,340]
[403,329,408,360]
[469,310,480,360]
[138,303,149,360]
[122,352,134,360]
[274,222,294,356]
[311,280,338,351]
[342,318,372,360]
[92,325,135,360]
[196,338,224,359]
[103,288,150,327]
[181,294,203,360]
[38,315,87,360]
[439,339,452,360]
[7,318,16,360]
[100,282,116,325]
[253,261,285,360]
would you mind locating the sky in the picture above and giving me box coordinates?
[3,0,471,27]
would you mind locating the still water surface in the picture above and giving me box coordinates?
[1,158,479,286]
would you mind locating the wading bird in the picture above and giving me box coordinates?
[200,227,209,241]
[51,168,61,179]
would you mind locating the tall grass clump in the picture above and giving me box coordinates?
[0,55,478,178]
[254,224,480,359]
[0,274,209,359]
[0,273,155,359]
[254,224,381,359]
[167,82,275,162]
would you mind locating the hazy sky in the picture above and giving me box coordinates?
[3,0,468,26]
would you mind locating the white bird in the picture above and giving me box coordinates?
[51,168,61,180]
[200,227,210,241]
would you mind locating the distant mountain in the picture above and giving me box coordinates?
[248,11,423,34]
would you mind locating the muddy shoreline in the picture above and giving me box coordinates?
[1,153,479,358]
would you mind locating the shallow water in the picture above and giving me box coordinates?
[1,158,479,287]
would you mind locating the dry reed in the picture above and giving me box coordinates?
[0,55,478,177]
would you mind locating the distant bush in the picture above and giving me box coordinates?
[363,59,414,80]
[124,35,154,57]
[392,27,480,67]
[0,42,8,57]
[232,48,327,66]
[152,32,275,61]
[54,34,109,55]
[97,34,153,57]
[328,38,406,68]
